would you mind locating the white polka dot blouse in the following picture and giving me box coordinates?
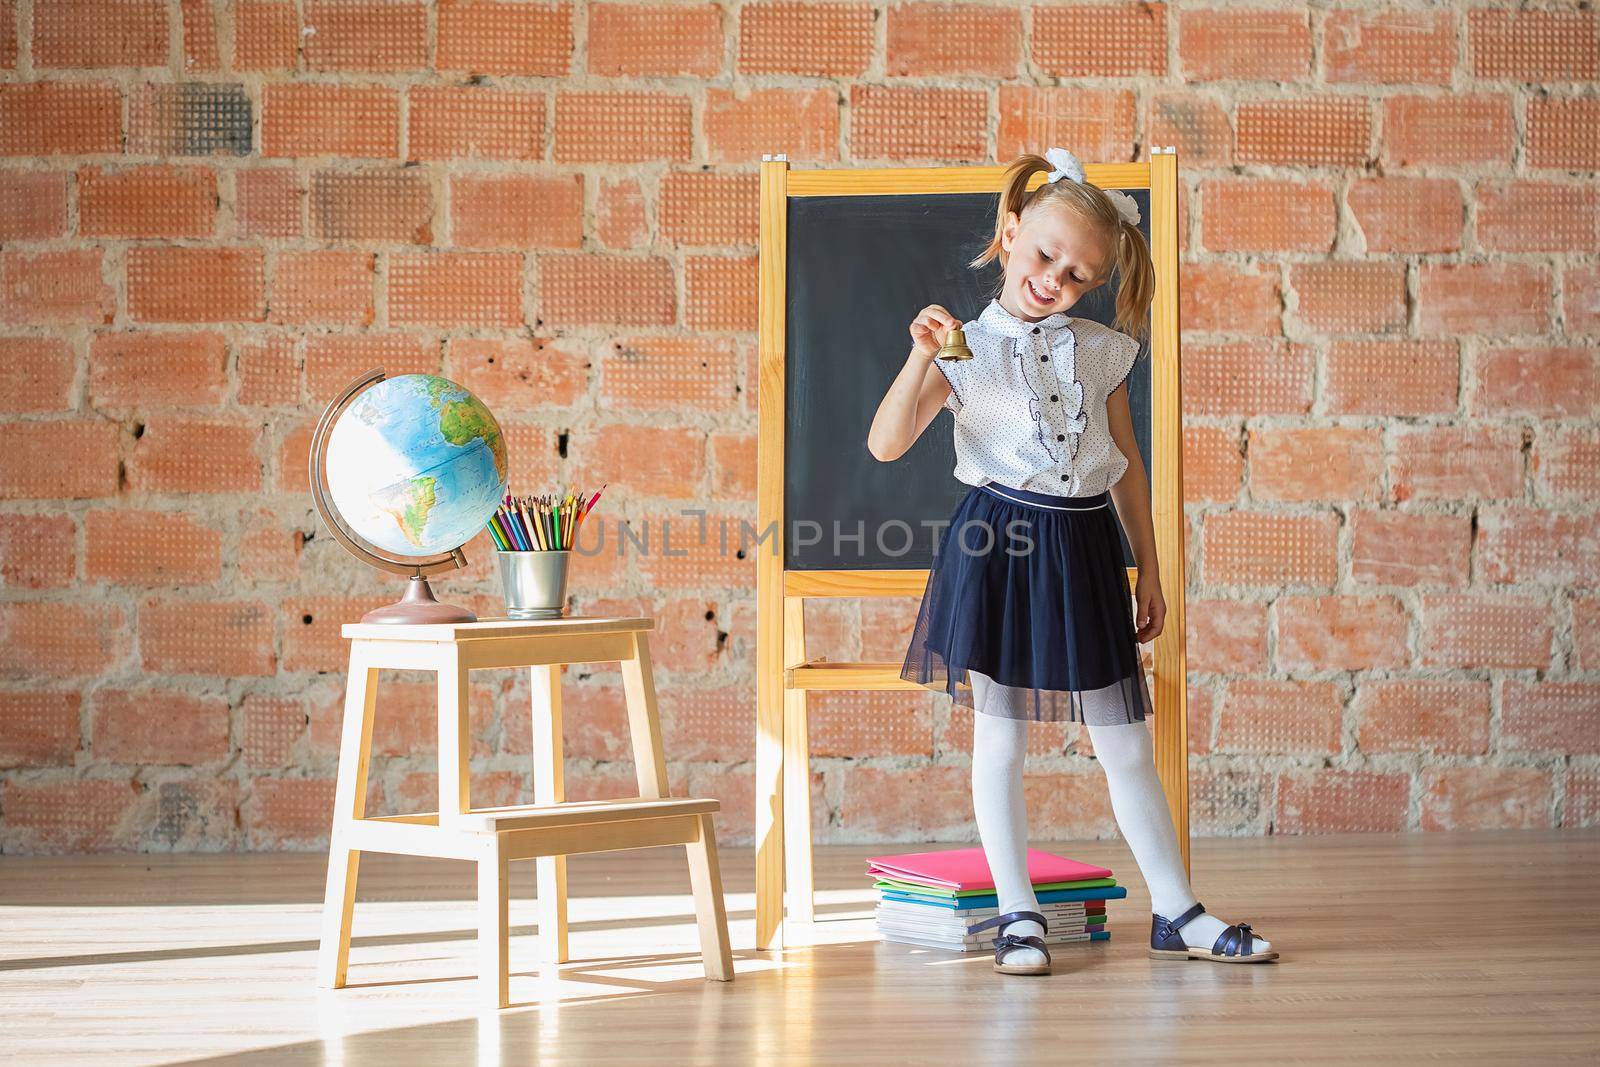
[934,298,1142,498]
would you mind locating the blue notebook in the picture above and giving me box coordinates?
[881,885,1128,909]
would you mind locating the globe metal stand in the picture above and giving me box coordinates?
[310,368,478,625]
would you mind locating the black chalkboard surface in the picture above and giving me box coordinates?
[783,189,1152,571]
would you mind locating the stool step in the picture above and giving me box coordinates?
[785,661,931,691]
[457,796,719,833]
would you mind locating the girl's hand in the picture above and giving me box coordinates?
[1134,570,1166,644]
[909,304,960,361]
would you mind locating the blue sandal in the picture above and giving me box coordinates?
[970,910,1052,976]
[1149,901,1279,963]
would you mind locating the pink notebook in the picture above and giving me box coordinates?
[867,847,1112,892]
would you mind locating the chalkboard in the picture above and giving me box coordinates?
[782,189,1153,571]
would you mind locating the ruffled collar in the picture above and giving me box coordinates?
[976,297,1073,339]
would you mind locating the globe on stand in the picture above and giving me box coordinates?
[309,369,509,624]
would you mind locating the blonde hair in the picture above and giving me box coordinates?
[968,153,1155,341]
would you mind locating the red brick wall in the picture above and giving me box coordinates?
[1,2,1597,853]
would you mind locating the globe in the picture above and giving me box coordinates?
[310,370,508,624]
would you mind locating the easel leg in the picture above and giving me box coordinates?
[685,813,734,981]
[478,835,510,1009]
[530,663,568,964]
[781,597,815,932]
[755,600,785,951]
[318,645,379,989]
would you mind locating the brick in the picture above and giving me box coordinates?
[1146,93,1231,168]
[0,691,80,767]
[126,418,262,493]
[1274,595,1408,672]
[0,602,127,677]
[1533,427,1600,504]
[710,431,755,500]
[303,333,436,401]
[181,0,220,71]
[0,779,138,853]
[572,425,704,500]
[241,695,305,767]
[1248,427,1383,504]
[1185,598,1265,675]
[140,599,276,676]
[1190,769,1270,834]
[1502,681,1600,755]
[1199,179,1334,253]
[450,173,582,249]
[236,168,302,239]
[0,514,75,589]
[1382,96,1513,167]
[1178,261,1277,335]
[810,690,932,758]
[270,250,375,327]
[703,88,839,164]
[389,252,523,327]
[233,0,298,71]
[1323,9,1454,85]
[850,85,987,162]
[537,253,673,327]
[1182,425,1242,503]
[147,778,241,849]
[1389,425,1523,504]
[1472,345,1600,417]
[1418,594,1552,670]
[0,0,11,68]
[630,507,754,589]
[408,87,545,161]
[600,335,740,412]
[1183,340,1313,417]
[437,0,573,75]
[1421,767,1551,831]
[236,334,301,406]
[302,0,426,71]
[0,170,68,238]
[92,688,230,765]
[655,685,746,762]
[1567,265,1600,336]
[1236,97,1370,167]
[308,168,432,243]
[127,83,252,156]
[1478,181,1599,253]
[595,178,648,249]
[0,420,121,500]
[1347,177,1463,253]
[1528,97,1600,171]
[85,509,222,586]
[262,84,398,158]
[1478,506,1600,588]
[880,3,1015,77]
[1350,510,1470,588]
[590,3,722,76]
[838,764,971,837]
[1355,679,1490,756]
[1216,678,1340,755]
[35,0,167,67]
[1468,8,1598,81]
[238,507,309,581]
[1417,263,1550,337]
[1569,769,1600,828]
[941,705,1068,759]
[1032,3,1165,77]
[78,165,217,239]
[0,337,75,413]
[447,337,589,411]
[1202,510,1338,588]
[0,82,121,155]
[88,331,227,409]
[1287,262,1404,334]
[1575,597,1600,672]
[553,91,690,163]
[685,255,757,330]
[1275,769,1409,834]
[660,171,759,247]
[1325,341,1458,416]
[996,86,1136,165]
[0,250,113,325]
[127,247,266,323]
[738,1,872,76]
[244,777,335,849]
[1177,9,1309,81]
[281,596,388,672]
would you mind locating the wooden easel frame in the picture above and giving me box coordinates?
[754,153,1187,950]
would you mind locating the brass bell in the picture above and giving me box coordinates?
[936,323,973,361]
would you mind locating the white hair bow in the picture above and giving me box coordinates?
[1043,145,1142,227]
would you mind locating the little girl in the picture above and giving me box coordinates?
[867,147,1278,976]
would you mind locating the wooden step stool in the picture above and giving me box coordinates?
[316,616,734,1008]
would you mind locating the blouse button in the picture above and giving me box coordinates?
[1057,434,1065,441]
[1060,474,1069,482]
[1050,394,1058,402]
[1041,355,1048,362]
[1031,327,1040,334]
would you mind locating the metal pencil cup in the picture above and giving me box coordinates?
[495,550,571,620]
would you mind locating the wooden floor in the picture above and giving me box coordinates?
[4,831,1599,1065]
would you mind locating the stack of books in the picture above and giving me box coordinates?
[868,847,1126,953]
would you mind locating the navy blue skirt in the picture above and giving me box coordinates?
[900,482,1152,724]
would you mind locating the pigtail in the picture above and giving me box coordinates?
[1111,218,1156,342]
[967,155,1050,271]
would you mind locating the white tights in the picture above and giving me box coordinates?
[969,670,1267,962]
